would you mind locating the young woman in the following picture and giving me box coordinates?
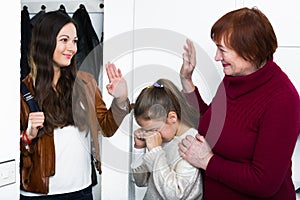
[131,78,202,200]
[20,10,131,199]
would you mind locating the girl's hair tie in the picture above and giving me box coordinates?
[147,82,164,88]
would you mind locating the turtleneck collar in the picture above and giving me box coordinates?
[223,59,279,99]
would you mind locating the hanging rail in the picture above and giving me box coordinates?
[21,0,104,14]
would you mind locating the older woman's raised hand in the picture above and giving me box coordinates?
[180,39,196,93]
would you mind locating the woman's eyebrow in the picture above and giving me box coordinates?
[58,34,70,38]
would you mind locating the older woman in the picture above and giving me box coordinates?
[179,7,300,200]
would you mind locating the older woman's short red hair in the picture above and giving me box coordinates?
[211,7,277,68]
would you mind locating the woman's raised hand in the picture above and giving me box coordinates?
[180,39,196,93]
[105,62,128,107]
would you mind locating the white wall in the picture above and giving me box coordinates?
[0,0,299,199]
[0,0,20,199]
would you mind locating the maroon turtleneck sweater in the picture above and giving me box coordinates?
[185,60,300,200]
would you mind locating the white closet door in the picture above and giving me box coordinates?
[244,0,300,46]
[133,0,238,105]
[102,1,135,200]
[274,48,300,92]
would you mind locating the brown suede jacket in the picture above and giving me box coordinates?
[20,71,131,194]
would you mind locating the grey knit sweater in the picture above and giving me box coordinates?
[131,128,203,200]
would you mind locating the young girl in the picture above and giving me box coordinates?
[131,78,203,200]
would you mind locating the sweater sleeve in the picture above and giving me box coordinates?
[131,148,150,187]
[206,91,300,198]
[183,86,209,116]
[144,146,202,199]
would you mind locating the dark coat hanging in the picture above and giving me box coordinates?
[20,6,46,80]
[20,6,32,80]
[72,4,102,83]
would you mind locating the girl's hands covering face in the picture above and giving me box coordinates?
[134,128,162,151]
[134,128,147,149]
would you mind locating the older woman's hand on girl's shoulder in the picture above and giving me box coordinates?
[178,134,213,170]
[105,62,128,101]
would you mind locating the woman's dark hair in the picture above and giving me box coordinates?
[134,79,200,129]
[29,11,83,134]
[211,7,277,68]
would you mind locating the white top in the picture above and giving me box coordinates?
[21,125,92,196]
[131,128,203,200]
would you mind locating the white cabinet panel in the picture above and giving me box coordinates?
[292,136,300,194]
[274,47,300,93]
[134,0,236,64]
[103,0,135,65]
[102,1,135,200]
[244,1,300,46]
[104,0,135,39]
[133,0,238,103]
